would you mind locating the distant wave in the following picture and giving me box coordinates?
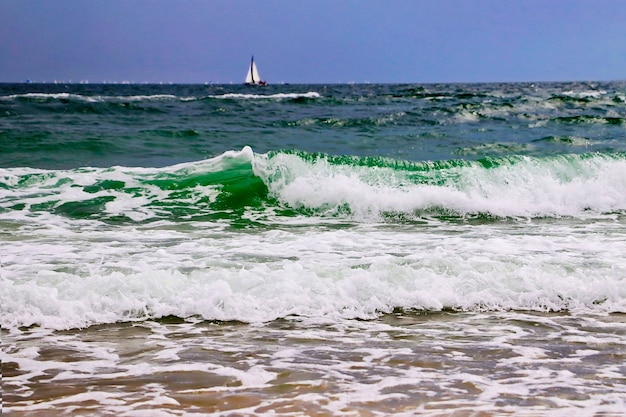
[0,91,322,103]
[0,92,184,102]
[207,92,321,100]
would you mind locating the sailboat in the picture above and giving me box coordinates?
[244,55,267,86]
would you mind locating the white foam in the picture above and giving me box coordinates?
[561,89,607,99]
[256,152,626,218]
[2,211,625,331]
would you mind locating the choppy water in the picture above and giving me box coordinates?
[2,82,626,416]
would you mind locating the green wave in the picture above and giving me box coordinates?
[141,153,270,218]
[3,149,626,224]
[265,148,576,186]
[259,149,626,220]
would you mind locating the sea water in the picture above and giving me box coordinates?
[2,82,626,416]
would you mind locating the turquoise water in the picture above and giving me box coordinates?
[2,82,626,415]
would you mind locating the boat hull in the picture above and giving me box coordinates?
[244,81,267,86]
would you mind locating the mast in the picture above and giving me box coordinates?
[250,56,256,83]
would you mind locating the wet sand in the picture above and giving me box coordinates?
[3,311,626,416]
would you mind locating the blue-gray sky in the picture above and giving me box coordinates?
[2,0,625,84]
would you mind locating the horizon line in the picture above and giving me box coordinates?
[2,78,625,86]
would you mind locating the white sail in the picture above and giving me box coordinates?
[244,56,265,85]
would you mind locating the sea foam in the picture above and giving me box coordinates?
[256,150,626,219]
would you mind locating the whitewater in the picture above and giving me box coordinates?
[2,81,626,416]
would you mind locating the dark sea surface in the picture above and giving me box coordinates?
[2,82,626,416]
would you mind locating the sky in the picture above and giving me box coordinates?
[1,0,625,84]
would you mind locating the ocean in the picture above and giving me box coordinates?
[1,81,626,416]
